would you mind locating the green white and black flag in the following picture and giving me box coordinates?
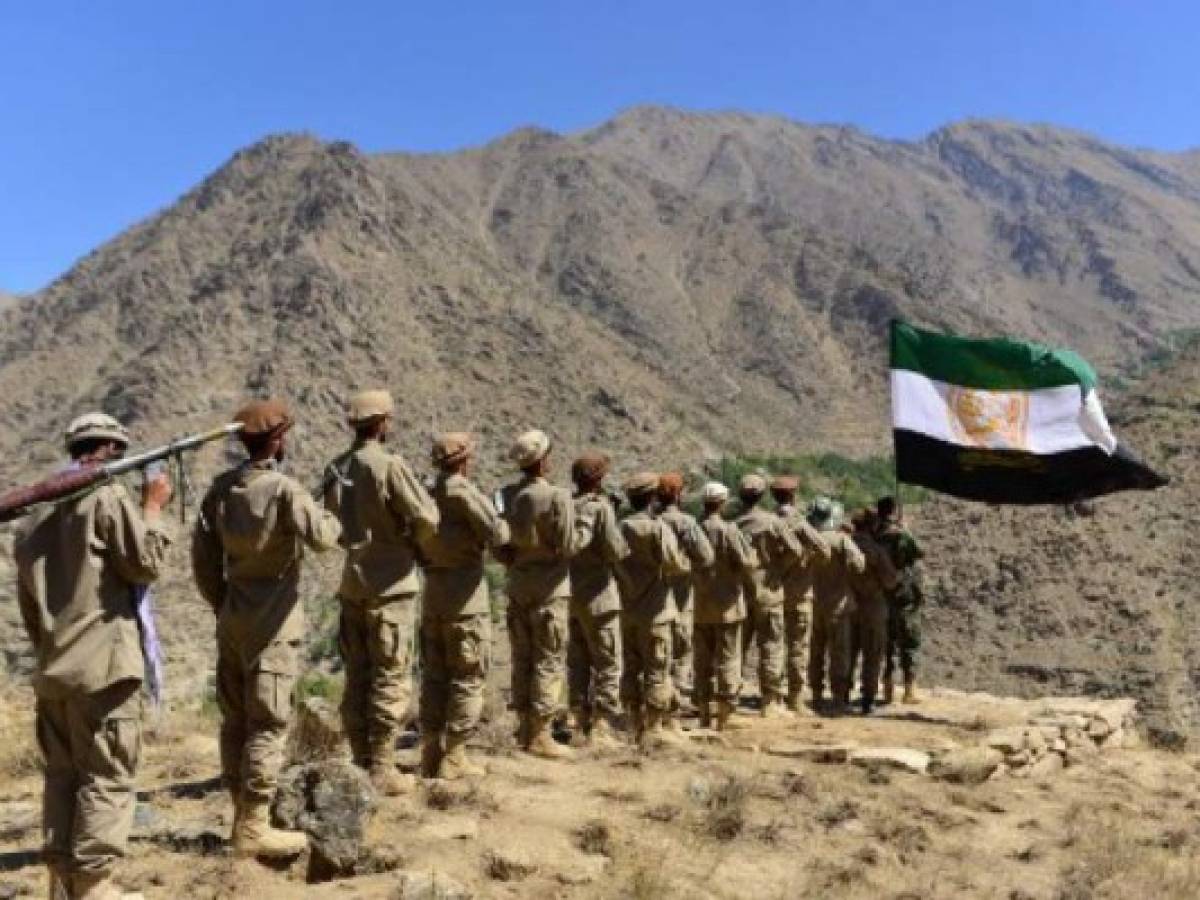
[890,320,1167,504]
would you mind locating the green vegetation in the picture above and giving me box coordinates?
[693,452,927,516]
[296,670,344,704]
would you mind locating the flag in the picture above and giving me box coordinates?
[890,320,1167,504]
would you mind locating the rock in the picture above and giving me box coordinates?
[849,748,931,775]
[1026,752,1064,780]
[1051,739,1067,753]
[686,776,712,804]
[0,882,21,900]
[1064,730,1097,752]
[274,759,378,883]
[1122,730,1141,749]
[556,855,610,886]
[290,697,347,762]
[929,747,1004,784]
[1100,729,1125,751]
[391,870,472,900]
[1031,715,1090,731]
[1023,728,1047,752]
[765,743,855,764]
[484,846,538,881]
[983,727,1027,754]
[1006,750,1031,767]
[1088,718,1113,739]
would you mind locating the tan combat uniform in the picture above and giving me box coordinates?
[694,511,756,719]
[15,483,172,884]
[567,492,629,730]
[736,507,804,710]
[193,460,341,804]
[657,504,715,716]
[323,439,438,773]
[499,474,586,732]
[776,504,831,707]
[808,529,867,705]
[617,511,688,731]
[849,530,898,710]
[419,471,508,744]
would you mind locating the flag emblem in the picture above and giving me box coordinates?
[948,387,1029,450]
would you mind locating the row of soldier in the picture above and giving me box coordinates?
[10,392,922,900]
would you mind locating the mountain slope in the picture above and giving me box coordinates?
[2,108,1199,489]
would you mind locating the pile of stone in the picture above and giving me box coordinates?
[980,697,1138,779]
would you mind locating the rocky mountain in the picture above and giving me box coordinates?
[0,107,1196,730]
[2,107,1200,488]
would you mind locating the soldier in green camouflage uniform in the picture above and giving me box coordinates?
[876,497,925,704]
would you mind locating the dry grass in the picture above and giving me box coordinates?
[1057,810,1200,899]
[0,683,39,781]
[701,774,748,842]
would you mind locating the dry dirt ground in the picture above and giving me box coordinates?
[3,685,1200,900]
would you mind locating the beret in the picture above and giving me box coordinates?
[657,472,685,495]
[571,451,611,483]
[770,475,799,493]
[234,399,293,437]
[623,471,660,497]
[348,389,394,424]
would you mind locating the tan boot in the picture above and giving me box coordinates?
[527,715,573,760]
[420,731,444,779]
[233,800,307,859]
[569,707,591,748]
[786,692,807,714]
[715,700,744,732]
[761,697,794,720]
[71,872,144,900]
[642,710,685,748]
[587,716,623,751]
[370,762,417,796]
[903,675,920,705]
[440,732,486,779]
[882,676,895,705]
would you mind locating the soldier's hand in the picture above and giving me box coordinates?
[142,471,173,518]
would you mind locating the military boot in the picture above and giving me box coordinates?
[233,800,308,859]
[715,700,745,732]
[882,676,895,705]
[642,710,685,749]
[369,760,416,796]
[72,872,144,900]
[587,716,623,751]
[527,715,573,760]
[226,785,244,844]
[697,699,713,729]
[569,707,591,747]
[761,695,794,720]
[902,675,920,705]
[440,732,486,779]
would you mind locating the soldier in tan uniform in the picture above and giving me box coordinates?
[735,474,804,718]
[618,472,690,746]
[806,497,866,714]
[15,413,172,900]
[321,390,439,796]
[498,430,587,760]
[417,433,509,779]
[192,400,342,859]
[849,508,898,715]
[770,476,831,713]
[567,452,629,750]
[656,472,715,732]
[693,482,757,732]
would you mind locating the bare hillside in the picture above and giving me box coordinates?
[3,108,1200,488]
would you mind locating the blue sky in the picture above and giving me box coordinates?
[2,1,1198,294]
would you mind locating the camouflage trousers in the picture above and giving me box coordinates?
[885,599,923,681]
[809,596,854,702]
[693,621,742,709]
[568,605,622,719]
[507,595,569,718]
[339,596,414,767]
[851,592,889,703]
[218,632,300,801]
[670,605,694,710]
[37,680,141,878]
[419,611,489,738]
[783,596,811,701]
[741,600,785,704]
[621,616,674,713]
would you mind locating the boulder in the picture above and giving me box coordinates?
[849,748,931,775]
[274,759,379,882]
[983,727,1028,754]
[929,747,1004,784]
